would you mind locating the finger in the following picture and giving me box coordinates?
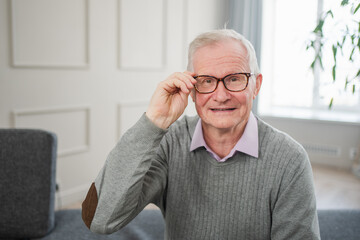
[174,78,191,94]
[183,71,196,77]
[164,78,190,94]
[163,72,195,94]
[183,71,197,85]
[179,90,190,104]
[172,72,195,89]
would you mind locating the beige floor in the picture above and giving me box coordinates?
[63,164,360,210]
[312,164,360,209]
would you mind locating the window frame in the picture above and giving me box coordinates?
[258,0,360,123]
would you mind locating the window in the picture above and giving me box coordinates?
[259,0,360,122]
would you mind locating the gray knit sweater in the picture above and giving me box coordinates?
[86,114,320,239]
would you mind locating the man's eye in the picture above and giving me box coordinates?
[199,78,214,84]
[205,79,213,84]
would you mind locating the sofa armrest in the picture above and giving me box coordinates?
[318,209,360,240]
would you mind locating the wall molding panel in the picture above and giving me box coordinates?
[117,101,148,139]
[0,0,243,208]
[56,183,90,210]
[10,0,89,68]
[117,0,167,71]
[12,105,91,157]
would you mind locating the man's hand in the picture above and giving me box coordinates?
[146,71,197,129]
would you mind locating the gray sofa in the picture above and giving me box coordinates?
[0,129,165,240]
[0,129,359,240]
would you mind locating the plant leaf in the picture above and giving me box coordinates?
[326,10,334,18]
[329,98,334,109]
[338,39,344,50]
[342,35,346,46]
[345,77,349,90]
[310,59,316,71]
[306,40,315,50]
[313,19,324,33]
[332,45,337,62]
[341,0,349,6]
[353,84,356,94]
[354,3,360,14]
[332,65,336,81]
[356,69,360,78]
[349,48,355,61]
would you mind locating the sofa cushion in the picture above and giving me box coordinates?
[0,129,57,239]
[318,209,360,240]
[37,209,165,240]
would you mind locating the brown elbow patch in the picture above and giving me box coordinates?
[82,182,98,229]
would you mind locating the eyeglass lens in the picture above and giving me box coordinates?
[195,74,248,93]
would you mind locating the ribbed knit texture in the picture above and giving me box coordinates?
[90,114,320,239]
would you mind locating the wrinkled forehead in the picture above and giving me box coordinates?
[192,39,250,75]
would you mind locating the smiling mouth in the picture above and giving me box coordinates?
[210,108,236,111]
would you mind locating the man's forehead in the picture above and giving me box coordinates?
[194,39,247,57]
[192,39,249,75]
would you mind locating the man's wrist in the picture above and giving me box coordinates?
[145,112,171,130]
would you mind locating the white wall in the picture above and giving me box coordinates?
[2,0,358,209]
[0,0,229,207]
[260,116,360,170]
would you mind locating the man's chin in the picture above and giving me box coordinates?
[204,120,238,131]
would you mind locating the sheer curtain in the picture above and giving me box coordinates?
[228,0,263,114]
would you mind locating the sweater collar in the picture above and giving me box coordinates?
[190,112,259,161]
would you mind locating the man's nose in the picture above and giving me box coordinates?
[213,81,231,102]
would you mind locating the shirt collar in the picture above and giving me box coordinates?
[190,112,259,160]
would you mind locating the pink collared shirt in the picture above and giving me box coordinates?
[190,112,259,162]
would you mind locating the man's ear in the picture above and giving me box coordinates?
[253,73,263,99]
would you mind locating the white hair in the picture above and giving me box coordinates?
[187,29,260,75]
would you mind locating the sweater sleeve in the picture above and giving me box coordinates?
[271,149,320,240]
[82,114,168,234]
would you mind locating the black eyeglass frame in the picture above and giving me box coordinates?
[193,72,254,94]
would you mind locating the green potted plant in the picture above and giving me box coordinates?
[306,0,359,108]
[306,0,360,178]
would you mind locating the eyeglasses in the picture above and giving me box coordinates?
[194,72,254,94]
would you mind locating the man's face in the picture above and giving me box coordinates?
[191,39,262,133]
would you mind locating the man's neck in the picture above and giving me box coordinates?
[202,120,247,159]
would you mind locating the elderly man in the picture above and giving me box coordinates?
[82,29,320,239]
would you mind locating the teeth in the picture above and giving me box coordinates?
[212,108,234,111]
